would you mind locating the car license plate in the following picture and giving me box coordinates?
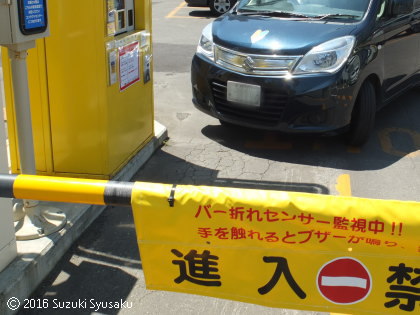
[227,81,261,107]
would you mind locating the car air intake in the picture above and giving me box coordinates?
[211,80,288,126]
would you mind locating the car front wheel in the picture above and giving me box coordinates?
[210,0,233,15]
[346,80,376,146]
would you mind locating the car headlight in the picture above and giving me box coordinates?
[197,23,214,61]
[294,36,355,74]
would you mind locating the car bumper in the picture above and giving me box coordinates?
[191,53,357,134]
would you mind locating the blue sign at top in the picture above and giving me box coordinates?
[22,0,46,29]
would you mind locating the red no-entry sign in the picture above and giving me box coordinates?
[317,257,372,304]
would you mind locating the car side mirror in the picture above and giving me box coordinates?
[389,0,413,17]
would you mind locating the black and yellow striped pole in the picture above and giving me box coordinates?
[0,174,134,207]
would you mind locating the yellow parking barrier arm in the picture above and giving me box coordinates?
[0,174,134,206]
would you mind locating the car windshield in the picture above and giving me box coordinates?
[236,0,371,21]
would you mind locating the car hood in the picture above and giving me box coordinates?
[213,14,358,55]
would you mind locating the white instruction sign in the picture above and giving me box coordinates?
[119,42,140,91]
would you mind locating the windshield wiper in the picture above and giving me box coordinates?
[314,13,361,20]
[236,10,310,18]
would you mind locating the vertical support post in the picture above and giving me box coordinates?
[0,48,17,272]
[8,42,39,215]
[6,42,66,240]
[9,44,37,176]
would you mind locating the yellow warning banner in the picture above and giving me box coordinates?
[131,182,420,314]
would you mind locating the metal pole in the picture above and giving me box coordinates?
[9,46,37,176]
[6,42,66,240]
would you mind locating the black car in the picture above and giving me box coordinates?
[185,0,237,15]
[191,0,420,146]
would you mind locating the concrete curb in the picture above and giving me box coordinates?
[0,121,168,315]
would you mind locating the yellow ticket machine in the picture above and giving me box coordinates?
[112,0,135,35]
[2,0,154,179]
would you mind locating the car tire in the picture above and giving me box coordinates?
[210,0,233,15]
[346,80,376,146]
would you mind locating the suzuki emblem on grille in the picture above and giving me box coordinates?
[243,56,255,72]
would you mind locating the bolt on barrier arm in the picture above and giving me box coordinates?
[0,174,134,207]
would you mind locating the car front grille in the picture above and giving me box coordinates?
[214,45,301,76]
[211,80,288,126]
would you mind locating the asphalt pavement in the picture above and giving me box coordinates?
[18,0,420,314]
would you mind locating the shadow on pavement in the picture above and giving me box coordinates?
[188,10,218,18]
[201,89,420,171]
[20,260,136,315]
[132,150,330,194]
[19,203,140,315]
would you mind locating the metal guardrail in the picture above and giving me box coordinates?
[0,174,134,206]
